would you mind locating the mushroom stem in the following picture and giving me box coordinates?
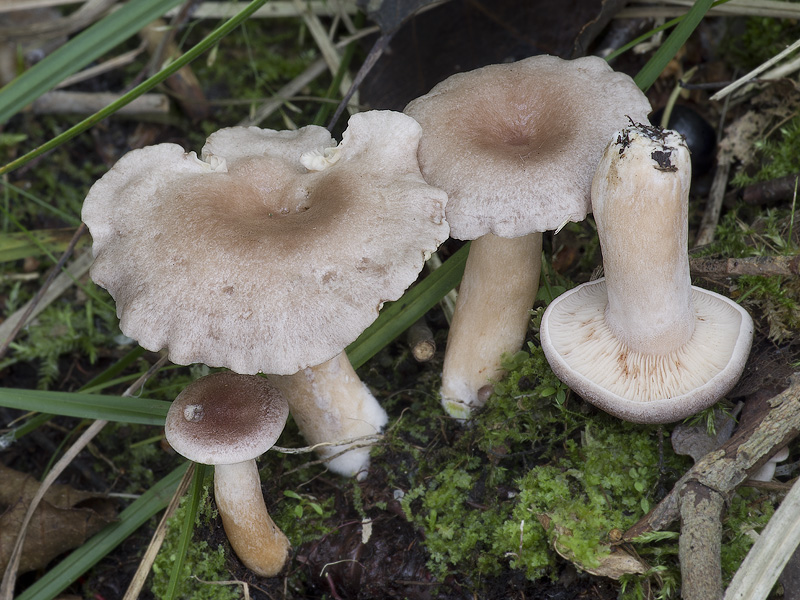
[269,352,388,478]
[593,127,695,355]
[440,232,542,418]
[214,459,290,577]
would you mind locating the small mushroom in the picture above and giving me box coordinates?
[83,110,449,476]
[165,372,290,577]
[540,123,754,424]
[752,447,790,482]
[404,55,651,418]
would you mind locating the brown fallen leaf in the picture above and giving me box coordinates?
[0,463,117,574]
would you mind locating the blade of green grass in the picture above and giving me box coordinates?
[0,0,185,125]
[15,462,190,600]
[605,0,731,63]
[0,228,83,263]
[634,0,716,91]
[165,463,208,600]
[0,388,169,425]
[0,0,271,176]
[346,243,469,369]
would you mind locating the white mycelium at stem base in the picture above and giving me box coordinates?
[268,352,388,478]
[540,124,754,424]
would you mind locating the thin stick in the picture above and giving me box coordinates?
[710,36,800,101]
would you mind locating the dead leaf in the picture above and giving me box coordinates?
[0,463,117,574]
[356,0,441,34]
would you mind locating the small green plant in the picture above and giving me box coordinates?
[151,484,242,600]
[6,298,119,388]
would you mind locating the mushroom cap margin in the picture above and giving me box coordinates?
[82,111,450,375]
[165,372,289,465]
[539,279,754,424]
[404,54,652,240]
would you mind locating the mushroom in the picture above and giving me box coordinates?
[404,54,651,418]
[83,110,449,476]
[540,123,754,424]
[165,372,290,577]
[752,447,790,482]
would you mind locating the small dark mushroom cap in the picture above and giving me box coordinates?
[165,372,288,465]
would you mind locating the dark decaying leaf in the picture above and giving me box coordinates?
[0,463,117,575]
[356,0,442,35]
[360,0,629,111]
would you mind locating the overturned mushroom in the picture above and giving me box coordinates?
[405,54,651,418]
[540,123,754,424]
[83,110,449,476]
[165,372,290,577]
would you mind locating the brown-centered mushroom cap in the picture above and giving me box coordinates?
[83,111,449,375]
[404,54,651,240]
[165,371,288,465]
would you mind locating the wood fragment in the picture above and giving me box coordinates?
[679,482,725,600]
[695,160,731,248]
[139,19,210,120]
[32,91,170,117]
[690,255,800,278]
[407,318,436,362]
[741,173,800,206]
[625,375,800,541]
[0,0,116,41]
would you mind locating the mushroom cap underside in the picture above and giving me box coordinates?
[540,279,754,424]
[82,111,449,375]
[404,54,652,239]
[165,372,289,465]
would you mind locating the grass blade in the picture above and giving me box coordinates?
[0,388,169,425]
[347,243,469,369]
[0,0,271,176]
[0,0,185,125]
[165,463,208,600]
[0,228,83,263]
[634,0,716,91]
[15,463,190,600]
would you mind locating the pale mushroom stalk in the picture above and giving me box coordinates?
[440,232,542,418]
[268,352,388,478]
[540,124,754,424]
[214,460,290,577]
[597,130,696,357]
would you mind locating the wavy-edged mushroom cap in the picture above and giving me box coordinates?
[404,54,652,240]
[540,124,753,424]
[165,372,288,465]
[83,111,449,375]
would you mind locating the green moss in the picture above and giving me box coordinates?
[151,484,242,600]
[721,489,776,584]
[722,17,800,72]
[5,296,119,388]
[391,339,685,593]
